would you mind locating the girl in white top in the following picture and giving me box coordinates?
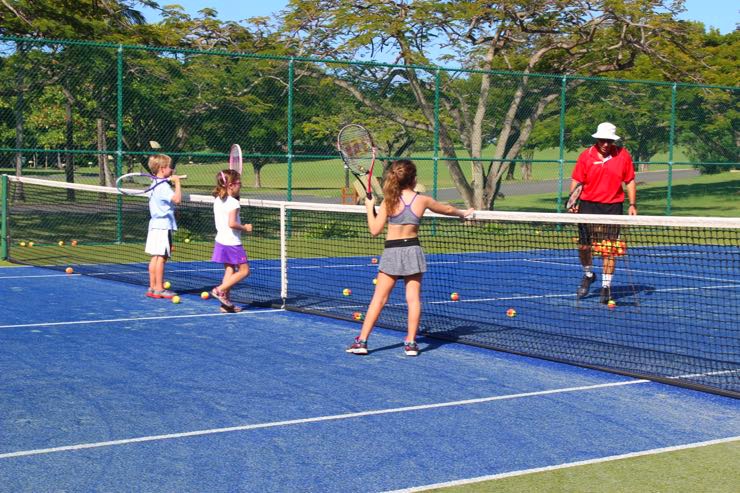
[210,169,252,312]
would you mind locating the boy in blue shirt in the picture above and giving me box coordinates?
[144,154,182,298]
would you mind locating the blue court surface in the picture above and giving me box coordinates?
[1,266,739,492]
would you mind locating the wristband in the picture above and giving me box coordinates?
[629,203,636,207]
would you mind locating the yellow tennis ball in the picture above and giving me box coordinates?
[58,240,64,246]
[450,292,459,301]
[172,295,181,304]
[201,291,210,300]
[28,241,34,247]
[506,308,517,317]
[163,281,171,289]
[65,267,74,274]
[607,300,616,309]
[19,241,26,247]
[71,239,78,246]
[353,311,363,320]
[372,278,377,285]
[343,288,352,296]
[184,238,191,243]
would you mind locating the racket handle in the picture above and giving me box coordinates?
[175,174,187,180]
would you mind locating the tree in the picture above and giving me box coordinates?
[280,0,697,209]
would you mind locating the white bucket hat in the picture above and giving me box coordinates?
[591,122,620,141]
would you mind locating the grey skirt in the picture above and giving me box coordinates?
[378,237,427,276]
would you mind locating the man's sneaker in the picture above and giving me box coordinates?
[157,289,177,299]
[599,286,612,304]
[211,288,233,307]
[146,288,161,298]
[404,341,420,357]
[576,273,597,298]
[346,337,368,355]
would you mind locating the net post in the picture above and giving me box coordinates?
[280,203,287,305]
[1,174,8,260]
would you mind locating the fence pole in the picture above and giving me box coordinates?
[287,58,294,201]
[557,75,567,212]
[116,44,124,243]
[1,174,7,260]
[433,68,440,201]
[667,82,677,215]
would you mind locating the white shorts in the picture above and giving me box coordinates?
[145,229,172,257]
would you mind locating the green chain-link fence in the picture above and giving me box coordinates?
[1,36,737,214]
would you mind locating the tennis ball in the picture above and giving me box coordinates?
[450,292,459,301]
[184,238,191,243]
[353,311,363,321]
[372,278,377,285]
[58,240,64,246]
[163,281,171,289]
[71,239,78,246]
[343,288,352,296]
[172,295,181,304]
[371,257,378,264]
[65,267,74,274]
[506,308,517,317]
[201,291,210,300]
[607,300,616,309]
[28,241,34,247]
[19,241,26,247]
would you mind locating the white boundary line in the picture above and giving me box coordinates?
[0,380,647,460]
[385,435,740,493]
[0,309,284,330]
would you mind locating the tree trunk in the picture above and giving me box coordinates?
[63,90,75,200]
[96,118,115,186]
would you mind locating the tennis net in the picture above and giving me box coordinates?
[3,175,739,397]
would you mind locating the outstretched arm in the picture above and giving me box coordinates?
[424,196,474,219]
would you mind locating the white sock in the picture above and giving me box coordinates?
[602,274,612,287]
[584,266,594,277]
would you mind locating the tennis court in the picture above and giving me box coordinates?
[2,175,739,490]
[1,265,739,492]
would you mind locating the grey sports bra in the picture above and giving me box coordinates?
[388,193,421,225]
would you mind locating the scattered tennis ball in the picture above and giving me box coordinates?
[163,281,171,289]
[372,278,377,285]
[201,291,210,300]
[353,311,363,320]
[450,292,459,301]
[506,308,517,317]
[607,300,617,309]
[171,295,181,304]
[65,267,74,274]
[19,241,26,247]
[58,240,64,246]
[371,257,378,264]
[342,288,352,296]
[71,239,78,246]
[184,238,191,243]
[28,241,34,247]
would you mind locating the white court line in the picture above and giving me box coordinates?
[0,380,647,460]
[385,435,740,493]
[0,309,284,330]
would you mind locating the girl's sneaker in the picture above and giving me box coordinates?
[157,289,177,299]
[146,288,160,298]
[345,337,368,355]
[211,288,233,307]
[404,341,419,356]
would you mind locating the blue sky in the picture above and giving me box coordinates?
[142,0,737,33]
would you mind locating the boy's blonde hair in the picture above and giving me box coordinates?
[149,154,172,175]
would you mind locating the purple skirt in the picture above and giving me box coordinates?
[212,242,248,265]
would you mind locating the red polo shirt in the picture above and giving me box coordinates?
[572,145,635,204]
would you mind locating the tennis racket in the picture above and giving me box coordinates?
[566,183,583,212]
[115,172,187,196]
[229,144,243,175]
[337,124,377,200]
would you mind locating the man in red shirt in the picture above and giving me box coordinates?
[569,122,637,303]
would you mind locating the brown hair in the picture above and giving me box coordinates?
[382,159,417,215]
[148,154,172,175]
[212,169,242,199]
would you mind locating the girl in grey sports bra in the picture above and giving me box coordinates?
[388,193,421,225]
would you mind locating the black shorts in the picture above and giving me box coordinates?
[577,200,622,246]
